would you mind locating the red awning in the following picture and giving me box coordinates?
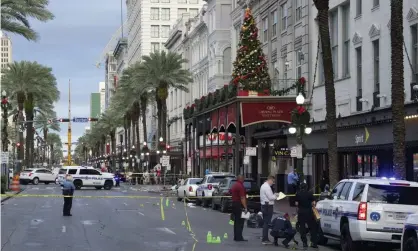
[199,147,233,159]
[211,105,237,131]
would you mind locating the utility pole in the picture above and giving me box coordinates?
[67,79,72,165]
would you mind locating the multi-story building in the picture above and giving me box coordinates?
[0,31,12,74]
[104,53,117,110]
[165,8,209,173]
[305,1,418,184]
[99,82,106,114]
[90,93,101,126]
[126,0,205,146]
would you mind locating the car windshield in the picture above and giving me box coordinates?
[230,180,257,189]
[189,179,201,184]
[58,169,67,174]
[367,184,418,205]
[212,176,234,183]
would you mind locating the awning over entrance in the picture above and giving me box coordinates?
[210,105,237,130]
[240,101,296,127]
[199,147,233,159]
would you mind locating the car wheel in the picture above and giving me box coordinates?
[317,223,328,245]
[177,192,182,201]
[405,235,418,251]
[220,199,228,213]
[340,223,358,251]
[195,198,202,206]
[103,180,113,190]
[95,186,102,190]
[73,180,83,190]
[32,177,39,185]
[211,199,218,210]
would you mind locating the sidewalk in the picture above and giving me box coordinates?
[1,188,25,203]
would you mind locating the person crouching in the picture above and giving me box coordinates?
[61,174,75,216]
[270,213,297,248]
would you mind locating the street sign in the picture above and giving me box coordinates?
[160,155,170,166]
[1,152,9,164]
[245,147,257,156]
[72,117,89,123]
[243,155,250,165]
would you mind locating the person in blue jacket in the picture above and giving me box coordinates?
[270,213,297,248]
[61,174,75,216]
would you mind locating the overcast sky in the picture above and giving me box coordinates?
[10,0,125,147]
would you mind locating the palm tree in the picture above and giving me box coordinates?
[313,0,339,186]
[136,50,192,141]
[34,111,60,162]
[390,0,405,178]
[2,61,60,169]
[46,133,61,165]
[1,0,54,41]
[98,108,123,170]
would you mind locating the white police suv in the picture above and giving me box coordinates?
[196,172,235,207]
[402,213,418,251]
[56,166,115,190]
[316,177,418,251]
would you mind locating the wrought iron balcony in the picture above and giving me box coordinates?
[270,78,299,96]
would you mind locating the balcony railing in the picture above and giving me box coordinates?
[270,78,299,96]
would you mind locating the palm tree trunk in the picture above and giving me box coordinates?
[314,0,339,186]
[156,99,163,140]
[162,99,168,141]
[124,117,128,151]
[50,144,54,165]
[24,94,34,168]
[140,96,148,144]
[390,0,405,178]
[16,93,25,171]
[42,128,48,163]
[110,131,116,171]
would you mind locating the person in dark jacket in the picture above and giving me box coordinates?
[61,174,76,216]
[115,172,120,187]
[295,183,318,249]
[270,213,297,248]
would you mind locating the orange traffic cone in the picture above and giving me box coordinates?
[11,176,20,191]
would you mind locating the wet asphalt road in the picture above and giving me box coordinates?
[1,184,340,251]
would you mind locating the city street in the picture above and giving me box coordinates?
[1,184,341,251]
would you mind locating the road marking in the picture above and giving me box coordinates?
[160,197,165,221]
[46,187,55,190]
[62,226,66,233]
[157,227,176,235]
[31,187,39,190]
[137,211,144,216]
[123,202,128,206]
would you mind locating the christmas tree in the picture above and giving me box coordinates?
[232,8,272,92]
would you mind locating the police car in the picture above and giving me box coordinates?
[316,177,418,251]
[195,172,235,207]
[56,166,115,190]
[401,213,418,251]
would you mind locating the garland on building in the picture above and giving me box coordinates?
[270,77,306,96]
[231,8,272,92]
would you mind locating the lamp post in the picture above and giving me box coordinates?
[288,93,312,185]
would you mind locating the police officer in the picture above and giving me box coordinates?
[295,183,318,249]
[61,174,75,216]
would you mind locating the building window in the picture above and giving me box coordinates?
[189,8,199,17]
[161,0,169,2]
[262,17,268,42]
[151,42,160,53]
[356,0,362,17]
[178,0,186,3]
[151,8,159,20]
[373,0,379,8]
[356,47,362,111]
[373,40,380,93]
[150,0,159,2]
[189,0,198,3]
[281,2,287,31]
[271,10,277,37]
[178,8,187,19]
[161,25,170,38]
[295,0,302,22]
[330,10,338,79]
[295,49,302,79]
[151,25,160,38]
[161,8,170,20]
[342,5,350,77]
[411,24,417,82]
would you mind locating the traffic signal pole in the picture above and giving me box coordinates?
[67,79,72,165]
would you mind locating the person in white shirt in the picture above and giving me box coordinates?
[260,176,278,245]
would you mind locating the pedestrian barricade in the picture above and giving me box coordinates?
[10,177,20,192]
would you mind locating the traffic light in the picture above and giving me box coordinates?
[59,118,70,122]
[88,117,98,122]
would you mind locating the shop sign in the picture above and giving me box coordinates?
[199,132,234,147]
[240,102,295,127]
[355,127,370,145]
[271,147,291,161]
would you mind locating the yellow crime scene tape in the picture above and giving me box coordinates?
[0,193,322,199]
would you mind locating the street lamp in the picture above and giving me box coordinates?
[296,93,305,105]
[159,137,163,142]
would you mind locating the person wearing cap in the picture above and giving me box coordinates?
[61,174,76,216]
[295,183,318,248]
[271,213,297,247]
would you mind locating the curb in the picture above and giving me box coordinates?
[1,188,26,203]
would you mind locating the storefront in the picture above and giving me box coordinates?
[291,103,418,191]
